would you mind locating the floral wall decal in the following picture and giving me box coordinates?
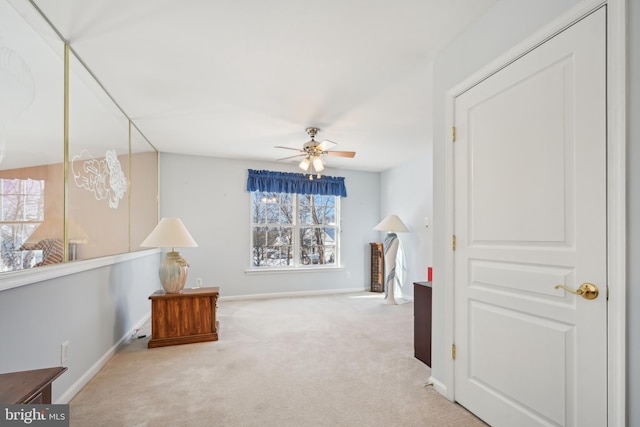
[71,149,127,209]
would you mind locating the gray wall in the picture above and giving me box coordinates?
[0,254,160,402]
[627,0,639,423]
[378,151,434,299]
[158,153,381,297]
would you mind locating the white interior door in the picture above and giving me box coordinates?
[453,7,607,427]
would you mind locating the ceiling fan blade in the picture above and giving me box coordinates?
[277,154,306,161]
[317,140,337,151]
[326,151,356,158]
[274,145,303,151]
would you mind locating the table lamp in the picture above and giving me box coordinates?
[374,214,409,304]
[141,217,198,293]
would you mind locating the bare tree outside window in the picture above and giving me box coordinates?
[0,178,45,271]
[251,191,339,268]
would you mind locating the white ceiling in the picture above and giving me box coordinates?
[31,0,498,172]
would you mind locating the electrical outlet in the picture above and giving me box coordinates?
[195,277,203,286]
[346,271,351,279]
[61,341,69,364]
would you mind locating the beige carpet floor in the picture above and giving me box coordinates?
[69,292,487,426]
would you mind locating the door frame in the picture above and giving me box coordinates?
[441,0,626,426]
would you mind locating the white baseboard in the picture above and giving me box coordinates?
[218,287,368,301]
[429,376,450,401]
[55,312,151,404]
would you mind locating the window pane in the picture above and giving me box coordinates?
[252,225,293,266]
[323,227,336,244]
[299,203,311,225]
[252,226,268,266]
[278,193,293,204]
[313,205,325,224]
[2,195,19,220]
[266,203,280,223]
[299,245,316,265]
[252,193,266,224]
[323,246,336,265]
[325,206,336,224]
[300,227,314,246]
[251,191,339,269]
[25,191,44,221]
[278,203,293,224]
[3,180,19,195]
[267,245,293,267]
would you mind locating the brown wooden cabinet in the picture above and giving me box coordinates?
[0,367,67,404]
[370,242,384,292]
[414,281,432,367]
[148,286,219,348]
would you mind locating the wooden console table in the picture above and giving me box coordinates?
[0,366,67,404]
[414,281,432,367]
[148,286,219,348]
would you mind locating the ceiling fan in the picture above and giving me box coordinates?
[275,127,356,179]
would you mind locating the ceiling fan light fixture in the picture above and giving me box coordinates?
[312,155,324,172]
[299,157,311,171]
[277,128,356,175]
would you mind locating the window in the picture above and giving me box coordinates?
[251,191,339,268]
[0,178,45,271]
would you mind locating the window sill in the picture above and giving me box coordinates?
[245,266,344,275]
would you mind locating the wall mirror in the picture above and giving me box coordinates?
[130,125,159,251]
[68,49,130,261]
[0,0,64,271]
[0,0,158,273]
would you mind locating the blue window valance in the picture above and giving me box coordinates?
[247,169,347,197]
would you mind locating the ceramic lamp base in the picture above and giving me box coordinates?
[159,251,190,293]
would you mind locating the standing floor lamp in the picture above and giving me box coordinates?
[374,214,409,305]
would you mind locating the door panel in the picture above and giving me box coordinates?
[454,7,606,427]
[470,56,570,244]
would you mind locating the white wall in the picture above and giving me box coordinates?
[378,152,433,300]
[431,0,582,395]
[0,254,160,402]
[158,153,381,297]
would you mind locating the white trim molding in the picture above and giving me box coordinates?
[0,249,160,292]
[605,0,627,426]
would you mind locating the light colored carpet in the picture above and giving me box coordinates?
[70,292,487,426]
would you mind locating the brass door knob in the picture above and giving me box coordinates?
[554,283,599,300]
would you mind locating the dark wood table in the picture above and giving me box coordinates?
[0,366,67,404]
[148,286,219,348]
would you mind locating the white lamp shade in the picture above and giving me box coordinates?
[312,155,324,172]
[299,157,311,171]
[374,214,409,233]
[140,218,198,248]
